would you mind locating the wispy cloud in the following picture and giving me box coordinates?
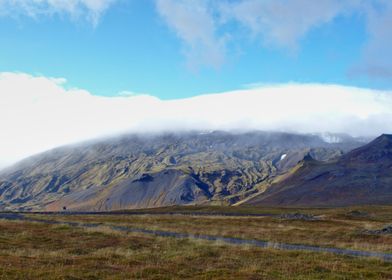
[156,0,226,70]
[155,0,392,80]
[218,0,355,51]
[0,0,117,25]
[156,0,358,66]
[1,1,392,79]
[352,0,392,79]
[1,72,392,168]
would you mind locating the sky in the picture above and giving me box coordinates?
[1,0,392,167]
[1,0,392,98]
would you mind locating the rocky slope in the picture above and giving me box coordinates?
[245,134,392,207]
[0,131,364,211]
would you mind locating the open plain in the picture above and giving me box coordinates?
[1,206,392,279]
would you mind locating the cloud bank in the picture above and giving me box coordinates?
[1,72,392,168]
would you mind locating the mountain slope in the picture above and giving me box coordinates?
[0,131,363,211]
[47,169,212,211]
[245,134,392,207]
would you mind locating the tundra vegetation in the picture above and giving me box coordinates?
[1,206,392,279]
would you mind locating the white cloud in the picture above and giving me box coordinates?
[156,0,359,65]
[156,0,226,69]
[352,0,392,78]
[1,72,392,168]
[155,0,392,79]
[2,0,392,78]
[218,0,356,50]
[0,0,117,25]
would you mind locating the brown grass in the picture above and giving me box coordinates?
[30,205,392,253]
[0,218,392,279]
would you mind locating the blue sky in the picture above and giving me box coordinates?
[1,0,392,167]
[1,0,392,99]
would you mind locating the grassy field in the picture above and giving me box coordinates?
[1,206,392,279]
[30,206,392,253]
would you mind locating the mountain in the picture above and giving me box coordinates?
[245,134,392,207]
[0,131,363,211]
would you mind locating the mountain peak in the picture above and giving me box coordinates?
[246,134,392,207]
[378,134,392,141]
[366,134,392,149]
[341,134,392,164]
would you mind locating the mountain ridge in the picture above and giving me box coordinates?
[245,134,392,207]
[0,131,364,211]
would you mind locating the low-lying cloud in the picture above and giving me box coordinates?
[1,72,392,168]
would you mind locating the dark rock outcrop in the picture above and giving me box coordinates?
[246,134,392,207]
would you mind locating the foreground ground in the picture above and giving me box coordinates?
[1,206,392,279]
